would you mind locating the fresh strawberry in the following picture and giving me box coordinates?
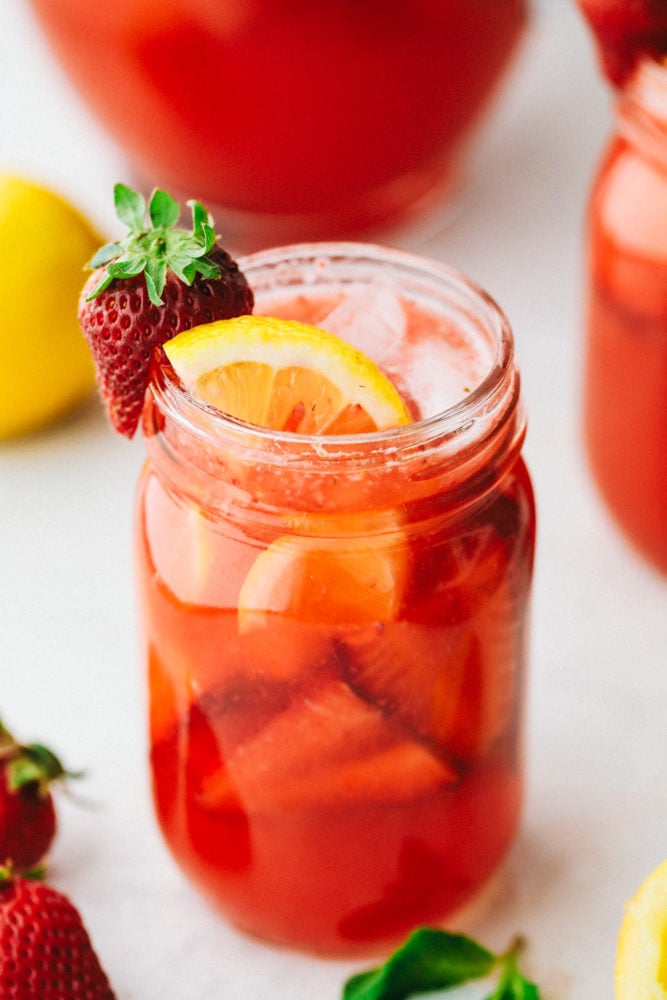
[0,721,78,873]
[0,869,116,999]
[78,183,253,437]
[578,0,667,86]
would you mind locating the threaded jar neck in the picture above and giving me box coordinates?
[142,243,526,521]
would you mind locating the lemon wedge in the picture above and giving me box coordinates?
[238,509,408,631]
[163,314,410,434]
[615,858,667,999]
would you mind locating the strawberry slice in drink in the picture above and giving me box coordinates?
[198,679,458,816]
[337,504,528,764]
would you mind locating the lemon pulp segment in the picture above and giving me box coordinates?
[163,314,410,434]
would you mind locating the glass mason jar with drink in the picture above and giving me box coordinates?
[77,188,535,955]
[135,244,535,954]
[29,0,528,246]
[582,59,667,574]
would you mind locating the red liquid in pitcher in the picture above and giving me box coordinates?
[29,0,526,239]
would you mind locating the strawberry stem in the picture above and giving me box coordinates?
[85,183,224,307]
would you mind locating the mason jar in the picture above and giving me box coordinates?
[135,243,536,955]
[583,58,667,574]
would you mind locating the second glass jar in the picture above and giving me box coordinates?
[583,58,667,574]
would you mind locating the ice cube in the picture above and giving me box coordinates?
[387,337,480,417]
[319,288,406,364]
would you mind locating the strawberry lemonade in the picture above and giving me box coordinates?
[132,242,536,954]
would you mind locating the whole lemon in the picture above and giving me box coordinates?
[0,175,103,439]
[615,857,667,999]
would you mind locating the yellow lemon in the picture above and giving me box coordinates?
[163,314,411,434]
[615,858,667,999]
[0,175,102,439]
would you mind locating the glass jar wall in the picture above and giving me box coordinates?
[583,59,667,574]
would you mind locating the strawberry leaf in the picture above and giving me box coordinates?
[85,270,115,301]
[144,258,167,306]
[193,258,222,281]
[108,256,146,279]
[88,242,123,269]
[149,188,180,229]
[84,184,232,304]
[6,740,80,797]
[189,199,212,247]
[114,183,145,231]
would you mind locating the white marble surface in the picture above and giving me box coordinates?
[2,3,666,998]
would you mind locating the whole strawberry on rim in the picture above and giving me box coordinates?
[0,867,116,999]
[78,183,253,437]
[0,720,79,874]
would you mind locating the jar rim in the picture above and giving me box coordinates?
[148,241,520,463]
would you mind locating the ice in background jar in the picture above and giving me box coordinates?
[28,0,527,247]
[583,59,667,574]
[135,243,536,955]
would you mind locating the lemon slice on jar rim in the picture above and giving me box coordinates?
[163,314,411,434]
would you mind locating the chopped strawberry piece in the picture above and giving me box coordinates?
[198,680,457,814]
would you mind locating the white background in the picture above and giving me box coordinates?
[2,3,666,998]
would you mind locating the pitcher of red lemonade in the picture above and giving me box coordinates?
[134,243,536,955]
[28,1,528,245]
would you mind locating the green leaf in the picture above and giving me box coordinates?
[144,257,167,305]
[6,742,81,795]
[108,255,147,279]
[87,241,123,269]
[193,257,222,281]
[7,756,44,790]
[343,928,496,1000]
[189,222,216,256]
[168,254,198,285]
[149,189,180,229]
[114,183,145,231]
[84,270,115,301]
[188,199,211,245]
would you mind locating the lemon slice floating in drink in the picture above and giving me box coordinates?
[238,509,408,629]
[163,314,411,434]
[615,858,667,999]
[164,314,411,627]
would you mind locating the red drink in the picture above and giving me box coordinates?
[583,59,667,573]
[28,0,527,245]
[135,244,535,954]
